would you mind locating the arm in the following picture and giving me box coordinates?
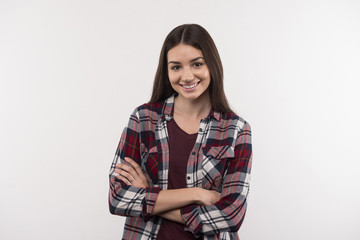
[158,209,184,223]
[116,157,221,220]
[180,122,252,237]
[152,187,220,215]
[108,110,161,220]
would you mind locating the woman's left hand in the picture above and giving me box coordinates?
[115,157,149,188]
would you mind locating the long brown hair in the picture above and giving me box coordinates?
[149,24,233,113]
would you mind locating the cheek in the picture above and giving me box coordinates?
[168,75,174,84]
[168,72,179,84]
[204,71,210,79]
[201,69,210,81]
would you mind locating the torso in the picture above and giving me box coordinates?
[119,95,248,240]
[156,118,198,240]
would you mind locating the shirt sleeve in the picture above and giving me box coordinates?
[180,121,252,237]
[108,109,162,221]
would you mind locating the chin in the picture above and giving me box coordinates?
[179,90,208,101]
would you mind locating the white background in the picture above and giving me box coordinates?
[1,0,359,239]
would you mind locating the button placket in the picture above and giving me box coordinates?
[188,119,210,187]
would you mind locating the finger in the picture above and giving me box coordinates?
[118,163,138,178]
[116,161,132,169]
[116,162,132,168]
[115,168,135,183]
[116,174,132,185]
[115,163,123,169]
[124,157,143,175]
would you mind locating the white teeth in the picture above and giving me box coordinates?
[183,82,198,89]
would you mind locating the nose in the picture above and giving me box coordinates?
[181,67,194,82]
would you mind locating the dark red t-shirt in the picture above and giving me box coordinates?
[156,118,198,240]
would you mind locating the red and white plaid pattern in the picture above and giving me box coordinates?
[109,94,252,240]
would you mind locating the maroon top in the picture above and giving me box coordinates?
[157,118,198,240]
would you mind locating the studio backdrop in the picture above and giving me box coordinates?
[1,0,359,239]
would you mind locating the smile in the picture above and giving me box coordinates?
[182,82,199,89]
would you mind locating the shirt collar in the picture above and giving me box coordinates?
[163,94,221,122]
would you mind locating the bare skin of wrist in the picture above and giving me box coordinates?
[152,188,200,215]
[152,187,221,215]
[157,188,221,224]
[158,209,184,224]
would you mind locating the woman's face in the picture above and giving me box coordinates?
[167,44,211,101]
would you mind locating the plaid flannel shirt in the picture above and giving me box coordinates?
[109,94,252,240]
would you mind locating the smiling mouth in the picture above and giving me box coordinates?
[181,82,200,89]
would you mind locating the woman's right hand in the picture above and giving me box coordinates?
[195,188,221,206]
[115,157,149,188]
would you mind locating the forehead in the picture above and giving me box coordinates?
[167,44,204,61]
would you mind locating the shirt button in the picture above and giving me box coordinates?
[199,128,203,132]
[187,176,191,180]
[191,151,196,155]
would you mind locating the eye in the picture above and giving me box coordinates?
[193,62,203,67]
[170,65,181,70]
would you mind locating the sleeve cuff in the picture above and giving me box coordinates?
[181,204,203,237]
[141,187,162,221]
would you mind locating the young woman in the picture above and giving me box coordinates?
[109,24,252,240]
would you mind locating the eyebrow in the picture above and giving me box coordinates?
[168,57,204,65]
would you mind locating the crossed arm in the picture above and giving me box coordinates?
[115,157,221,223]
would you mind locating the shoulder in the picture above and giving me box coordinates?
[131,101,165,121]
[218,112,250,132]
[214,112,252,148]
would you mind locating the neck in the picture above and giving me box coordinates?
[174,91,212,120]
